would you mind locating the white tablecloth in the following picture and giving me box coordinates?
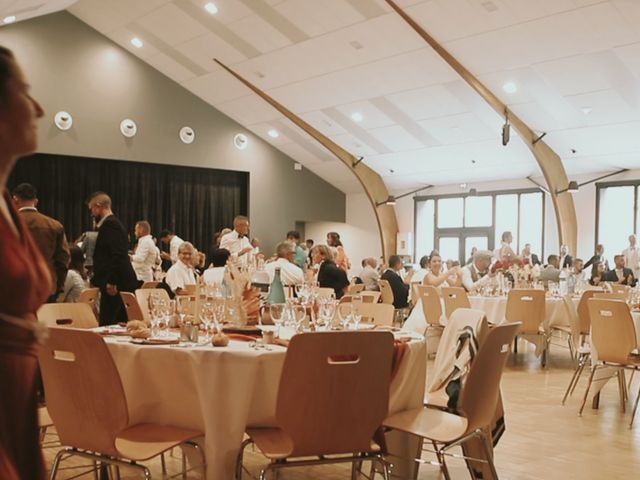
[104,334,426,479]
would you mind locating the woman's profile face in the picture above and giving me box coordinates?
[597,263,604,274]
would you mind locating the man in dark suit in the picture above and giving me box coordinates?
[12,183,70,302]
[559,244,573,269]
[381,255,415,309]
[603,255,636,286]
[312,244,349,299]
[88,192,139,325]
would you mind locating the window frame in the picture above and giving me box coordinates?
[595,180,639,252]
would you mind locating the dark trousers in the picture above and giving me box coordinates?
[99,289,127,326]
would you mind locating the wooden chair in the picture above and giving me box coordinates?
[120,292,145,321]
[579,299,640,426]
[383,322,519,479]
[357,303,395,326]
[347,283,365,295]
[339,293,379,304]
[316,287,336,299]
[378,279,394,305]
[77,287,100,318]
[505,289,547,366]
[37,303,98,329]
[39,328,205,479]
[236,331,394,479]
[135,288,171,322]
[441,287,471,320]
[417,285,445,350]
[576,290,598,345]
[140,281,160,289]
[611,284,630,294]
[594,292,628,301]
[561,295,592,405]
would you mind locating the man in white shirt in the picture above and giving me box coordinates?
[461,250,494,293]
[158,229,184,265]
[220,216,253,267]
[165,242,197,294]
[130,221,159,282]
[359,257,380,291]
[264,242,304,285]
[623,234,640,280]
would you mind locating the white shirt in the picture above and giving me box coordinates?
[59,270,88,303]
[169,235,184,264]
[359,265,380,291]
[131,234,158,282]
[264,258,304,286]
[461,263,491,292]
[220,230,252,267]
[623,245,640,276]
[165,260,196,293]
[203,267,225,285]
[411,267,429,285]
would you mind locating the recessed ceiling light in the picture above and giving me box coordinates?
[130,37,143,48]
[349,40,363,50]
[351,112,363,123]
[3,15,16,24]
[267,129,279,138]
[459,183,468,189]
[204,2,218,14]
[502,82,517,94]
[254,71,265,78]
[581,106,593,115]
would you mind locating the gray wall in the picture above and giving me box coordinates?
[0,11,345,255]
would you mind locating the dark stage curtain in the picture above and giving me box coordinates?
[8,153,248,253]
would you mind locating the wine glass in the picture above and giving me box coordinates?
[270,303,286,338]
[319,300,336,331]
[337,303,353,330]
[291,304,306,333]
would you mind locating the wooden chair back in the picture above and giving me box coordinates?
[183,284,197,295]
[38,328,129,457]
[339,293,379,304]
[135,288,171,322]
[276,331,394,457]
[505,289,545,335]
[588,299,637,365]
[140,281,160,289]
[441,287,471,319]
[459,322,520,433]
[347,284,365,295]
[418,285,443,327]
[357,303,395,326]
[316,287,336,299]
[378,279,394,305]
[37,303,98,329]
[576,290,598,335]
[594,292,628,302]
[562,295,581,347]
[611,284,629,294]
[120,292,145,321]
[77,287,100,318]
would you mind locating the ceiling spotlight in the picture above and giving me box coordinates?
[204,2,218,14]
[119,119,137,138]
[54,111,73,131]
[459,183,468,189]
[267,129,279,138]
[3,15,16,24]
[234,133,248,150]
[469,188,478,196]
[179,126,195,144]
[571,148,577,154]
[503,82,517,94]
[581,106,593,115]
[130,37,143,48]
[557,180,579,194]
[502,109,510,146]
[351,112,363,123]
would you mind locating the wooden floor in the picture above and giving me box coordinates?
[42,341,640,479]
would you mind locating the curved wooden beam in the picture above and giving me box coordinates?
[214,59,398,258]
[385,0,577,254]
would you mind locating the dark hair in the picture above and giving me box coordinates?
[210,248,230,267]
[12,182,37,200]
[388,255,402,269]
[158,229,173,239]
[286,230,300,240]
[327,231,343,247]
[590,260,603,279]
[419,255,429,268]
[306,239,314,246]
[69,245,87,280]
[547,254,559,264]
[0,46,15,102]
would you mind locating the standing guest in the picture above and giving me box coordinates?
[559,244,574,269]
[158,229,184,265]
[130,220,158,282]
[589,261,606,286]
[603,255,636,286]
[412,255,430,284]
[250,237,261,256]
[623,234,640,280]
[165,242,197,295]
[381,255,415,309]
[78,228,98,277]
[286,230,307,269]
[12,182,70,302]
[521,243,541,266]
[327,231,351,272]
[209,228,231,265]
[312,245,349,299]
[58,246,89,303]
[264,242,304,285]
[461,250,494,293]
[584,244,608,271]
[425,253,462,290]
[0,46,50,480]
[203,248,230,285]
[494,231,516,261]
[220,216,252,267]
[88,192,139,326]
[359,257,381,291]
[305,239,314,250]
[573,258,588,282]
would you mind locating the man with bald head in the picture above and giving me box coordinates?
[88,191,138,325]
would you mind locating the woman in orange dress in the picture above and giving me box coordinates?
[0,46,50,480]
[326,231,351,272]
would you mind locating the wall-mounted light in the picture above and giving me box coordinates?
[179,126,195,144]
[376,196,396,207]
[54,111,73,130]
[502,109,510,146]
[556,181,579,194]
[376,184,433,207]
[119,119,137,138]
[234,133,248,150]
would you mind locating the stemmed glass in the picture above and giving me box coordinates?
[200,302,215,342]
[269,303,286,338]
[291,304,306,333]
[337,303,353,330]
[176,296,191,324]
[318,299,336,331]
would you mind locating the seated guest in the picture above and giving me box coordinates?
[58,246,89,302]
[359,257,380,291]
[412,255,430,284]
[521,243,541,266]
[203,248,230,285]
[265,242,304,285]
[286,230,307,269]
[461,250,494,293]
[424,253,462,289]
[584,244,607,271]
[603,255,636,286]
[589,261,606,286]
[312,245,349,299]
[573,258,588,282]
[538,255,561,283]
[381,255,415,309]
[165,242,197,295]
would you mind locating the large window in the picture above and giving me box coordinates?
[415,189,544,264]
[596,183,638,257]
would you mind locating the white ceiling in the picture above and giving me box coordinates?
[7,0,640,194]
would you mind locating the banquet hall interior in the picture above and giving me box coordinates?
[3,0,640,479]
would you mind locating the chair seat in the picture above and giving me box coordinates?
[383,407,468,444]
[115,423,203,461]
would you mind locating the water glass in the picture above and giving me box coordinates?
[270,303,286,337]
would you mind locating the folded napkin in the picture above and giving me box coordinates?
[223,325,262,335]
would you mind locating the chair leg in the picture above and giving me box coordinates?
[438,447,452,480]
[513,336,518,354]
[618,370,627,413]
[570,354,589,396]
[50,449,66,480]
[478,430,499,480]
[235,438,252,480]
[563,353,589,404]
[161,452,167,474]
[579,365,598,415]
[629,370,636,391]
